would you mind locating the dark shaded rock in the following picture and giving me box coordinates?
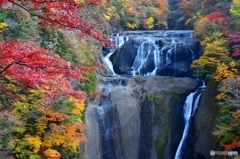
[129,76,200,159]
[194,80,221,159]
[82,75,201,159]
[156,59,193,77]
[110,38,143,74]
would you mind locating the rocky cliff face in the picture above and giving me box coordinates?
[194,80,221,159]
[81,75,200,159]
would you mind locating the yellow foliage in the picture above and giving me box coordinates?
[215,63,238,81]
[103,14,111,20]
[10,87,86,158]
[145,17,154,29]
[26,136,42,153]
[69,96,85,115]
[12,87,46,120]
[216,93,228,100]
[191,32,232,79]
[126,22,138,29]
[44,149,61,159]
[0,22,7,33]
[37,106,86,152]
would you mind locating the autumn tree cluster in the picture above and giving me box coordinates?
[0,0,108,158]
[187,0,240,153]
[98,0,169,30]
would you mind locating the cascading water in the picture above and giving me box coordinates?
[102,30,201,77]
[174,82,206,159]
[83,30,204,159]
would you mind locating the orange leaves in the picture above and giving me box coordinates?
[44,149,61,159]
[37,107,86,152]
[103,0,168,30]
[9,87,87,158]
[35,97,86,153]
[224,137,240,151]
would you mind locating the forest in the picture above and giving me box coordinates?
[0,0,239,158]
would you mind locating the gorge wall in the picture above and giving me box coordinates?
[81,30,219,159]
[82,75,200,159]
[194,80,221,159]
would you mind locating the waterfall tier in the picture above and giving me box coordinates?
[102,30,201,77]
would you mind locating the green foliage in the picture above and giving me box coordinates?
[39,27,77,62]
[74,72,97,93]
[5,87,86,159]
[0,119,12,149]
[221,132,236,145]
[53,97,76,115]
[0,10,37,40]
[3,21,36,40]
[230,0,240,19]
[13,138,41,159]
[220,105,235,115]
[0,9,17,21]
[217,115,237,128]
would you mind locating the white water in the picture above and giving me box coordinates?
[102,30,198,76]
[102,52,116,75]
[131,40,154,75]
[174,83,205,159]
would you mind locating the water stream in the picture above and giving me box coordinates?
[174,83,205,159]
[83,30,204,159]
[102,30,200,77]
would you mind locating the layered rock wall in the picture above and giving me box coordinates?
[82,75,200,159]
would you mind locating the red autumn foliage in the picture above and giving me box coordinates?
[0,0,110,103]
[206,11,229,24]
[0,40,99,103]
[0,0,109,44]
[224,137,240,151]
[229,33,240,57]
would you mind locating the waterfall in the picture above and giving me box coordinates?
[102,52,116,75]
[131,40,154,75]
[82,30,203,159]
[174,82,205,159]
[103,30,201,77]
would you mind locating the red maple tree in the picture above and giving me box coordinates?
[0,0,108,102]
[0,0,109,44]
[0,40,100,103]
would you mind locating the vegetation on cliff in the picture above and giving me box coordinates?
[0,0,240,158]
[0,0,107,158]
[187,0,240,155]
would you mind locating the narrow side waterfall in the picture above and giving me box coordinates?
[174,83,206,159]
